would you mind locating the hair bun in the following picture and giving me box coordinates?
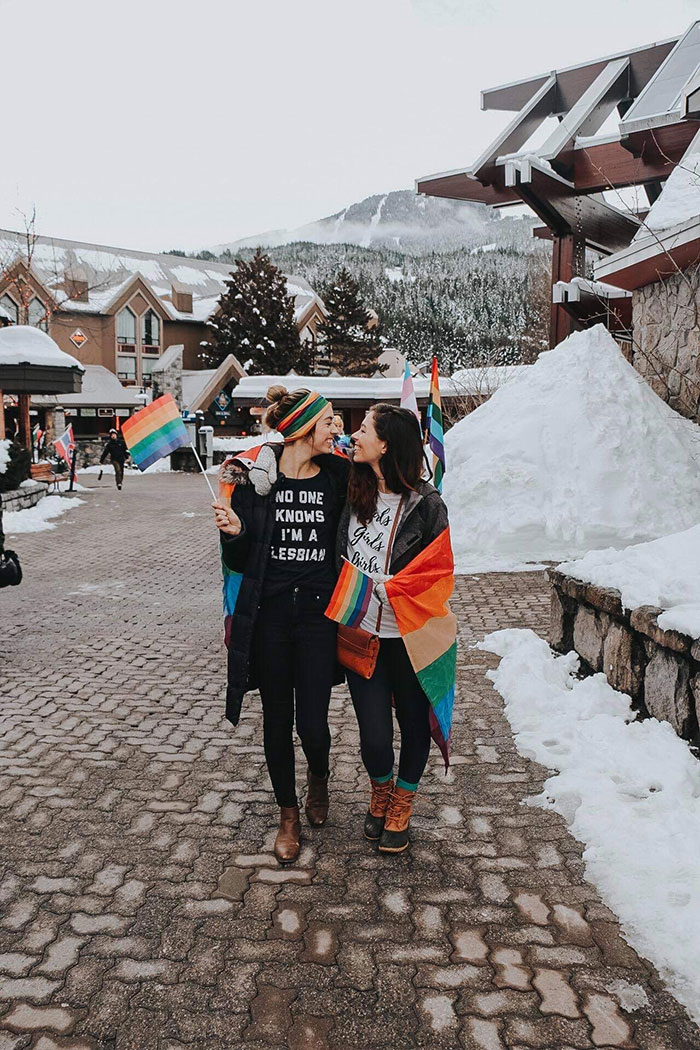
[266,384,287,405]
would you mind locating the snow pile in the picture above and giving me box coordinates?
[558,524,700,640]
[0,438,10,475]
[443,325,700,572]
[478,628,700,1024]
[637,151,700,238]
[213,433,282,453]
[0,325,83,370]
[4,495,85,534]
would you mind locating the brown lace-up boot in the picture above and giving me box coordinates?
[364,777,395,841]
[378,785,415,853]
[305,770,329,827]
[274,806,301,865]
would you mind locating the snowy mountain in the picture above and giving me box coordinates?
[211,189,528,255]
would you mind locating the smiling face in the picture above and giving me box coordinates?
[310,404,335,455]
[351,410,386,470]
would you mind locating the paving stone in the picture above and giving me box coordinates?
[0,476,697,1050]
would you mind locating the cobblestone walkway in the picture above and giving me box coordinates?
[2,475,699,1050]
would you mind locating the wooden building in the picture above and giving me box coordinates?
[416,22,700,351]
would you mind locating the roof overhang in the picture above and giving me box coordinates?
[0,363,83,394]
[594,215,700,289]
[187,354,247,413]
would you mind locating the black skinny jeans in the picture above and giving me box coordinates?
[346,637,431,789]
[252,586,337,807]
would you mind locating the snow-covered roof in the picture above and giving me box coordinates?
[182,369,217,411]
[0,325,84,370]
[32,365,139,408]
[634,145,700,240]
[0,229,324,328]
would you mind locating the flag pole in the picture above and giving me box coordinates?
[189,443,218,502]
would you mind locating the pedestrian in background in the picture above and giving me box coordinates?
[100,428,127,490]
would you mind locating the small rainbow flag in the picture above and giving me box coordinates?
[427,356,445,493]
[121,393,189,471]
[325,558,374,628]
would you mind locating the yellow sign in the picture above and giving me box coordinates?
[70,328,88,349]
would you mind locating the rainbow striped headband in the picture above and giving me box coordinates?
[276,391,330,441]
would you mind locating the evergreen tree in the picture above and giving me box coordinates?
[318,267,380,376]
[202,250,311,374]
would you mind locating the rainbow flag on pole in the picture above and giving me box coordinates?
[121,393,189,471]
[400,359,420,420]
[325,558,374,627]
[427,356,445,493]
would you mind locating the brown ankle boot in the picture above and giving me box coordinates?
[378,785,415,853]
[305,770,329,827]
[364,777,394,841]
[274,806,301,865]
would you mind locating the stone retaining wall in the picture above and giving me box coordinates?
[1,482,48,513]
[547,568,700,745]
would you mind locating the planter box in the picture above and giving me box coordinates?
[547,568,700,745]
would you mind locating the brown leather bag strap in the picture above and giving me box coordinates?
[375,494,405,634]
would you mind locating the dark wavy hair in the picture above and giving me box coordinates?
[348,404,424,525]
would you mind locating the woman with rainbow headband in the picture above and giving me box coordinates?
[212,386,348,865]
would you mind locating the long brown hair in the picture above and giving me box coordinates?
[348,404,423,525]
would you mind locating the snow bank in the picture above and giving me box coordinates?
[0,438,10,475]
[443,325,700,572]
[0,325,83,369]
[478,628,700,1024]
[558,524,700,640]
[4,495,85,534]
[638,151,700,237]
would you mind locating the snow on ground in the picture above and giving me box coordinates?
[4,495,85,534]
[79,458,173,476]
[443,325,700,573]
[478,628,700,1024]
[558,524,700,640]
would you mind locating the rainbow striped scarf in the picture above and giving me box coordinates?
[325,527,456,766]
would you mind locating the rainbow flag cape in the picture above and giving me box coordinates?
[121,393,190,470]
[400,359,420,420]
[427,356,445,493]
[325,526,456,767]
[325,558,374,627]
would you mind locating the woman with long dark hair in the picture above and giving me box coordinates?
[213,387,348,865]
[337,403,450,854]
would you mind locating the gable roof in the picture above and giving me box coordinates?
[0,229,325,328]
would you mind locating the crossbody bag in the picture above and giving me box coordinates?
[336,495,404,679]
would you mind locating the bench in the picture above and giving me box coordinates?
[30,462,68,491]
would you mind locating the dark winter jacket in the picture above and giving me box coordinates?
[100,435,127,465]
[219,445,349,726]
[336,480,449,576]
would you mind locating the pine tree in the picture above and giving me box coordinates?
[202,250,312,374]
[318,267,380,376]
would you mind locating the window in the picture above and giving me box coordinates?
[117,355,137,384]
[141,309,160,351]
[0,293,18,325]
[117,306,136,346]
[141,356,156,387]
[28,297,48,331]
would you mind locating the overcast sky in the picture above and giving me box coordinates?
[1,0,697,252]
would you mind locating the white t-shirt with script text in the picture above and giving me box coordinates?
[347,491,403,638]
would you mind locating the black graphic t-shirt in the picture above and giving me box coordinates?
[263,470,338,597]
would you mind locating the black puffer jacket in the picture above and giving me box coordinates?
[100,435,127,465]
[220,447,349,726]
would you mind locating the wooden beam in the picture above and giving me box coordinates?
[550,235,586,346]
[18,393,31,450]
[472,74,557,182]
[415,171,517,206]
[540,58,630,162]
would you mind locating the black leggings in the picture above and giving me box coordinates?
[346,637,431,790]
[252,587,337,807]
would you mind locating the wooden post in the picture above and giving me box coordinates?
[0,389,5,440]
[18,393,31,449]
[549,233,585,348]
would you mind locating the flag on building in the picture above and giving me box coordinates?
[400,359,420,420]
[53,425,75,465]
[325,558,374,627]
[121,393,189,471]
[427,356,445,493]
